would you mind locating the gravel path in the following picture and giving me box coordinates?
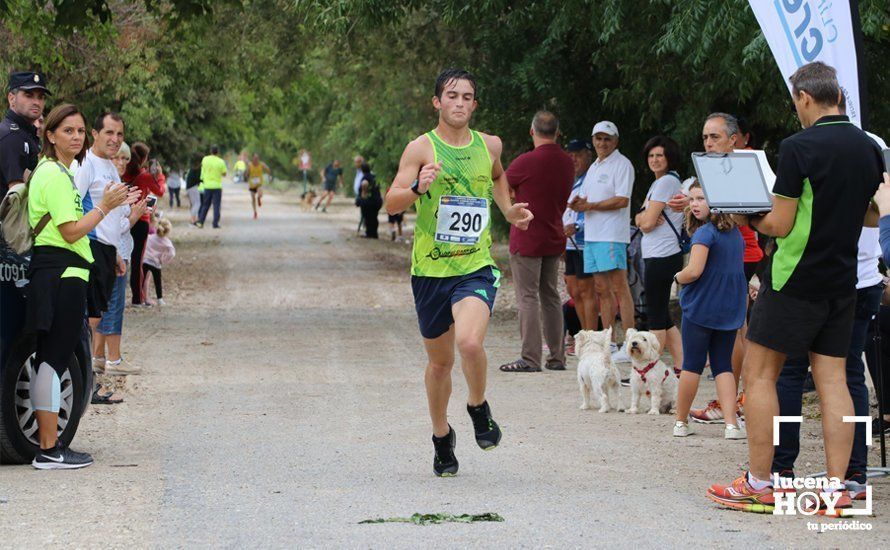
[1,183,887,548]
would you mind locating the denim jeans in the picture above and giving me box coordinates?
[772,283,882,475]
[97,265,128,335]
[198,188,222,227]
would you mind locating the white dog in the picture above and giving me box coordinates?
[624,328,678,415]
[576,328,621,413]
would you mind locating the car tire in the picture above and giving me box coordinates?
[0,332,85,464]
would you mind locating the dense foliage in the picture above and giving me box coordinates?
[2,0,888,206]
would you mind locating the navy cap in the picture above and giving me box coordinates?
[7,71,51,95]
[566,138,592,152]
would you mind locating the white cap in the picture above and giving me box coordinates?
[591,121,619,137]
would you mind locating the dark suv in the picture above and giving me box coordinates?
[0,246,92,464]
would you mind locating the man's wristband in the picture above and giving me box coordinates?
[410,179,422,195]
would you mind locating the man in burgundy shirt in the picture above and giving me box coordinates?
[499,111,574,372]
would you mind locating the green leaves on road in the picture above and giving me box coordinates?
[359,512,505,525]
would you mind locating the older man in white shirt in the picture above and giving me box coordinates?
[569,121,636,362]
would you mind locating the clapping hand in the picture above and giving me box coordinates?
[100,183,130,211]
[507,202,533,230]
[132,196,149,219]
[126,186,142,205]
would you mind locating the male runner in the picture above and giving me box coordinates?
[246,153,270,219]
[385,69,533,477]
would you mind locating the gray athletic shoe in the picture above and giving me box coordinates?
[32,443,94,470]
[104,358,141,376]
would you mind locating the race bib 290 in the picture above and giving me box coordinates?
[435,195,489,245]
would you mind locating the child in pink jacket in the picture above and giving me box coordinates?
[143,218,175,306]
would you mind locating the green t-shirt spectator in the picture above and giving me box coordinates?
[28,157,94,281]
[201,154,227,190]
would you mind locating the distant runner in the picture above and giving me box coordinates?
[315,159,343,213]
[246,153,270,219]
[384,69,533,477]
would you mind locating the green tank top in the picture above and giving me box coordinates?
[411,129,496,278]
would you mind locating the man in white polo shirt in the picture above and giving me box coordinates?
[569,121,636,361]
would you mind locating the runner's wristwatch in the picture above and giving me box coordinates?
[410,179,422,195]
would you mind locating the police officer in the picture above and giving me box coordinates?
[1,71,50,369]
[1,71,47,195]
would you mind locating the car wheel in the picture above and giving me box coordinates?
[0,333,85,464]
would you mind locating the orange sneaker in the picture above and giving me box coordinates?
[707,472,775,513]
[804,491,853,516]
[690,400,723,423]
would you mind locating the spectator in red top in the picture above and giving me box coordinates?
[124,142,165,305]
[499,111,574,373]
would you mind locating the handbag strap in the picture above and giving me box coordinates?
[660,209,684,243]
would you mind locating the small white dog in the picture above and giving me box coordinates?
[576,328,622,413]
[624,328,678,415]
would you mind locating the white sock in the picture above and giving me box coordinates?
[747,471,772,490]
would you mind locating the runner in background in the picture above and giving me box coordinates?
[233,153,247,183]
[315,159,343,212]
[384,68,533,477]
[246,153,271,219]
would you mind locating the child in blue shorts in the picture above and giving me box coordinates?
[673,182,747,439]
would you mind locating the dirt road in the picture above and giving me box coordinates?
[1,183,887,548]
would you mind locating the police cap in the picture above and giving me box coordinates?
[7,71,51,95]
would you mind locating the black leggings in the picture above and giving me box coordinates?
[643,253,684,330]
[36,277,87,377]
[142,264,163,299]
[130,220,149,304]
[563,302,581,337]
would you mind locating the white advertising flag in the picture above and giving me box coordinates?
[748,0,864,126]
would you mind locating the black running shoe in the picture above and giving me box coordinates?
[467,401,502,450]
[32,442,94,470]
[432,426,458,477]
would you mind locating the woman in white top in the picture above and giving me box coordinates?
[634,136,685,366]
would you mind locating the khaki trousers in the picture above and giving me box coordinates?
[509,252,565,368]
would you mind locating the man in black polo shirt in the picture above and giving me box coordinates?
[708,62,884,510]
[0,71,48,370]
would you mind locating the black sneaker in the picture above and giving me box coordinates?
[467,401,502,450]
[32,442,94,470]
[432,426,458,477]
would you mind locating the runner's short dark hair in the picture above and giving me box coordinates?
[789,61,840,106]
[92,112,124,132]
[211,145,219,154]
[642,135,682,173]
[435,69,477,99]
